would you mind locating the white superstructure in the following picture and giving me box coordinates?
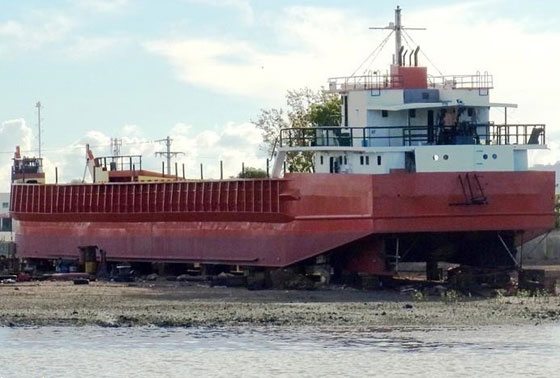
[273,6,546,178]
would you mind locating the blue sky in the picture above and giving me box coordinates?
[0,0,559,188]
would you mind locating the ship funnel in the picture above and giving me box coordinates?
[398,46,404,66]
[409,50,413,66]
[402,49,408,66]
[414,46,420,66]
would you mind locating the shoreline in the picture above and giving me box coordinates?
[1,281,559,328]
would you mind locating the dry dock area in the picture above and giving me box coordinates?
[0,281,559,328]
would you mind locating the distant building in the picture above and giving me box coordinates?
[0,192,12,242]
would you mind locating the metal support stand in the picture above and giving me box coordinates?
[497,233,519,267]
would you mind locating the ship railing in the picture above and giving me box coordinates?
[94,155,143,172]
[279,124,546,148]
[428,73,493,89]
[327,74,403,92]
[490,123,546,145]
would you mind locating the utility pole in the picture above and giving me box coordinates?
[155,136,184,175]
[110,138,122,157]
[36,101,42,158]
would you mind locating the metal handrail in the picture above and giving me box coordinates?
[428,74,493,89]
[328,74,403,92]
[279,124,545,148]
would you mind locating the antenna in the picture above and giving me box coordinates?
[36,101,42,158]
[155,136,184,175]
[369,6,426,66]
[110,138,122,157]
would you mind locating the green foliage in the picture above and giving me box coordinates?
[309,96,341,127]
[238,167,268,179]
[442,289,460,303]
[411,290,425,301]
[252,88,341,173]
[517,288,549,299]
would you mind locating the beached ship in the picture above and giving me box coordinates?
[10,7,555,277]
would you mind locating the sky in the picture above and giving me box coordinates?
[1,0,559,190]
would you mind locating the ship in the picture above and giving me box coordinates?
[9,7,555,280]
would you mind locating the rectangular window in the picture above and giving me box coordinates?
[409,109,416,118]
[377,156,382,165]
[360,156,364,165]
[2,202,8,209]
[365,156,370,165]
[1,218,12,232]
[381,110,388,118]
[320,156,324,165]
[467,108,474,116]
[422,92,429,100]
[344,156,347,165]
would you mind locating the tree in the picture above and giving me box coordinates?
[238,167,268,178]
[252,88,341,173]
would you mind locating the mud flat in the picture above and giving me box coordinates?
[0,281,559,328]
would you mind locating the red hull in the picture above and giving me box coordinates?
[10,171,556,272]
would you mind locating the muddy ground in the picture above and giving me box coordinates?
[1,281,559,328]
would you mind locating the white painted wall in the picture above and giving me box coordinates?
[0,192,12,242]
[414,145,516,172]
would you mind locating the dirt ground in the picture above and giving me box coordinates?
[1,280,559,328]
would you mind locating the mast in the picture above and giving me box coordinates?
[395,6,402,66]
[369,6,425,66]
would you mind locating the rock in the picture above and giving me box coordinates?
[73,278,90,285]
[146,273,158,281]
[403,303,414,309]
[269,269,314,290]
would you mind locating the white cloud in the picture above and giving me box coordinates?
[145,3,560,163]
[143,6,374,100]
[183,0,254,24]
[75,0,130,13]
[165,121,266,178]
[0,11,75,52]
[0,117,266,190]
[0,120,34,190]
[64,36,127,59]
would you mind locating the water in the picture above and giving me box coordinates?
[0,325,559,377]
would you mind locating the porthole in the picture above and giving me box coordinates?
[492,153,497,159]
[433,154,439,161]
[483,154,488,160]
[443,154,449,160]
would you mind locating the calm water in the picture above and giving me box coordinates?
[0,325,559,377]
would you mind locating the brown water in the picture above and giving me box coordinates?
[0,325,559,377]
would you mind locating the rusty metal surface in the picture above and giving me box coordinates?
[10,171,556,273]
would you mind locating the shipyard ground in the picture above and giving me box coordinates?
[0,281,559,328]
